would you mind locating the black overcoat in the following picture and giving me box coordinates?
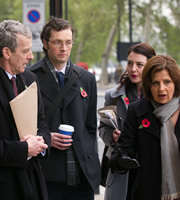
[0,68,51,200]
[30,58,101,191]
[118,97,180,200]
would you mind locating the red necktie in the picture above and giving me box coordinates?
[11,77,18,96]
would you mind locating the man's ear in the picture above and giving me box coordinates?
[43,39,48,50]
[2,47,11,59]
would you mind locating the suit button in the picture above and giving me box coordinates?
[88,155,91,159]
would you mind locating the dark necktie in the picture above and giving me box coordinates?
[11,77,18,96]
[56,72,64,89]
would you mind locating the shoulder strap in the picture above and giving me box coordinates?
[45,66,84,121]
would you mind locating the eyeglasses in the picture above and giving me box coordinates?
[48,39,74,48]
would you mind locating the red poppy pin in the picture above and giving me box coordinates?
[123,95,129,105]
[139,119,151,129]
[80,87,87,101]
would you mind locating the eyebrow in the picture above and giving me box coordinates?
[127,60,145,63]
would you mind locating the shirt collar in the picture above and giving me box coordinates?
[5,71,16,80]
[55,65,66,74]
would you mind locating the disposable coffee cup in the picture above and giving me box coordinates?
[58,124,74,143]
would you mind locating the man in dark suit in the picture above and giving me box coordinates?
[0,20,51,200]
[30,17,101,200]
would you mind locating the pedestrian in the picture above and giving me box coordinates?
[0,19,51,200]
[30,17,101,200]
[110,55,180,200]
[98,43,156,200]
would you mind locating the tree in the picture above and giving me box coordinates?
[1,0,180,78]
[68,0,126,85]
[100,21,117,85]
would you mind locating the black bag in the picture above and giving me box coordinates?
[101,145,110,187]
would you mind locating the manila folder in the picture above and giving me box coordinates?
[9,82,37,139]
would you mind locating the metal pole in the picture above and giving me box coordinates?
[37,52,41,62]
[50,0,63,17]
[50,0,55,16]
[55,0,62,18]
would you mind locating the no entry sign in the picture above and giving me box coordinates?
[23,0,45,52]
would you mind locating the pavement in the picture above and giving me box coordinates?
[95,186,105,200]
[94,82,115,200]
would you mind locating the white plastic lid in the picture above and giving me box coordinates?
[58,124,74,132]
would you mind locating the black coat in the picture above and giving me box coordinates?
[0,68,51,200]
[118,97,180,200]
[30,58,101,191]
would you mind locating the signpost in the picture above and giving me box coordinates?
[23,0,45,52]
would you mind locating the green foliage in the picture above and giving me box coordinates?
[0,0,18,21]
[156,16,180,63]
[67,0,126,67]
[0,0,180,65]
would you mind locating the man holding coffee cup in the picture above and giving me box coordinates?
[30,17,101,200]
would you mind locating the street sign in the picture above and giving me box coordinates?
[117,42,140,61]
[23,0,45,52]
[27,10,40,23]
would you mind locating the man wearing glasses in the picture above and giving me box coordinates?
[30,17,101,200]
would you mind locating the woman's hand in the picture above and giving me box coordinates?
[112,129,121,143]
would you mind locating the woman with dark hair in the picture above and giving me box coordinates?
[98,43,156,200]
[110,55,180,200]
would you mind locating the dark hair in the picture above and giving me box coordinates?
[142,55,180,99]
[40,17,74,54]
[118,43,156,87]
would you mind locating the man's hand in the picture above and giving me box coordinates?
[21,135,48,157]
[51,132,73,150]
[110,148,140,173]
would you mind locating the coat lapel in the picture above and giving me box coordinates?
[62,64,85,109]
[62,79,80,108]
[136,98,160,139]
[0,67,19,139]
[38,71,59,102]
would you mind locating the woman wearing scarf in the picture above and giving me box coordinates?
[98,43,156,200]
[110,55,180,200]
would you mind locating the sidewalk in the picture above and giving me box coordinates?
[95,82,115,200]
[95,186,105,200]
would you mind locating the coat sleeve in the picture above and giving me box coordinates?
[35,75,51,157]
[98,89,114,146]
[0,139,29,167]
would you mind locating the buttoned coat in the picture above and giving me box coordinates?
[99,84,136,200]
[0,68,51,200]
[118,97,180,200]
[30,58,101,191]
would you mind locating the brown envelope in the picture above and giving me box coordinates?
[9,82,37,139]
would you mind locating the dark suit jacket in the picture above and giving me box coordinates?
[0,68,51,200]
[118,97,180,200]
[30,58,101,191]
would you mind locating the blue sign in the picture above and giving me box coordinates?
[27,10,40,23]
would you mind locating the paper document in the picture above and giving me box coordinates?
[98,105,118,129]
[9,82,37,139]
